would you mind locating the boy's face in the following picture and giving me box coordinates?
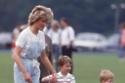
[61,62,71,74]
[102,79,113,83]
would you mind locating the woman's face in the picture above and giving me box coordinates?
[36,19,48,30]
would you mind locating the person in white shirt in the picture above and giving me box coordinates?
[60,17,75,58]
[47,20,61,71]
[60,17,75,73]
[39,26,53,83]
[12,5,56,83]
[41,56,76,83]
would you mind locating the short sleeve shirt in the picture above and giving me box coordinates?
[60,26,75,46]
[56,72,76,83]
[16,27,45,59]
[44,72,76,83]
[47,29,61,45]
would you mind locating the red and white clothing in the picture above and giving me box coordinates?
[121,29,125,46]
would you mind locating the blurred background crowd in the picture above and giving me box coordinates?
[1,0,125,54]
[0,0,125,51]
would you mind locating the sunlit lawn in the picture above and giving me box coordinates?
[0,51,125,83]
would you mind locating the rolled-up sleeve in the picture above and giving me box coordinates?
[16,32,26,48]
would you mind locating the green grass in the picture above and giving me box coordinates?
[0,51,13,83]
[0,52,125,83]
[73,54,125,83]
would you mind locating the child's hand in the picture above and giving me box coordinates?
[51,73,57,83]
[41,73,57,83]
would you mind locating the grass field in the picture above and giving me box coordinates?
[0,51,125,83]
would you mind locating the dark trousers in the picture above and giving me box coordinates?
[61,46,72,58]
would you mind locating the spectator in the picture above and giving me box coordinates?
[47,20,61,71]
[119,22,125,61]
[60,17,75,73]
[38,27,53,83]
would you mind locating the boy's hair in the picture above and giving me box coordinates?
[28,5,53,25]
[58,56,72,67]
[99,69,114,82]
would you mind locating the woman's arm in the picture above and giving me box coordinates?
[41,74,56,83]
[12,47,32,83]
[40,51,57,83]
[40,50,56,74]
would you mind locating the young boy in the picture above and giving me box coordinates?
[99,69,114,83]
[42,56,76,83]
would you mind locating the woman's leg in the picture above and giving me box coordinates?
[14,65,26,83]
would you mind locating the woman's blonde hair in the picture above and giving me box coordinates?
[28,5,53,25]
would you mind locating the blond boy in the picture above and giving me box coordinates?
[100,69,114,83]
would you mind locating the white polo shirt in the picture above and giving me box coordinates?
[60,26,75,46]
[42,72,76,83]
[56,72,76,83]
[47,29,61,45]
[16,27,45,59]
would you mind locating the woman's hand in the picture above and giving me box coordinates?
[23,72,32,83]
[41,51,56,75]
[12,46,32,83]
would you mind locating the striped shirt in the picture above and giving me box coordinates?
[56,72,75,83]
[43,72,76,83]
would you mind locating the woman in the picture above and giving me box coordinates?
[12,5,56,83]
